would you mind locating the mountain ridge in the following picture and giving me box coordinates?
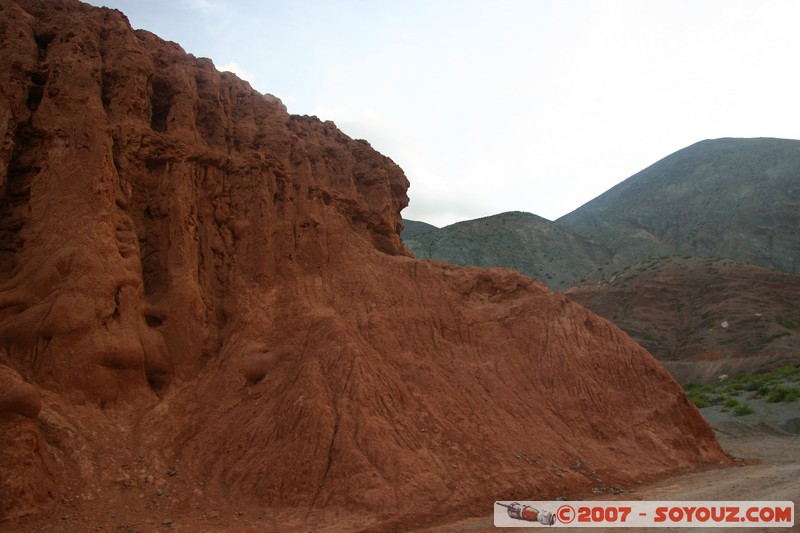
[404,210,612,290]
[557,137,800,274]
[406,137,800,287]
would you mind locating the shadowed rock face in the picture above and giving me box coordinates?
[0,0,726,528]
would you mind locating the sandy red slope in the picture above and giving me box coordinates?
[0,1,727,530]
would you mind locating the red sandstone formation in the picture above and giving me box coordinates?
[0,1,727,530]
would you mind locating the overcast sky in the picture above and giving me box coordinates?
[90,0,800,227]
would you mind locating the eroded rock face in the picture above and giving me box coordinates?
[0,0,726,528]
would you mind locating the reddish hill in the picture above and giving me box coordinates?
[566,256,800,383]
[0,1,726,530]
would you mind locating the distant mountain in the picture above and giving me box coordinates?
[400,219,438,240]
[566,256,800,383]
[557,138,800,275]
[403,211,611,290]
[405,138,800,290]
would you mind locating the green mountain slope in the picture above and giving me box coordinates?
[557,137,800,274]
[403,211,611,290]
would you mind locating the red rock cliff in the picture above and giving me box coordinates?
[0,1,726,530]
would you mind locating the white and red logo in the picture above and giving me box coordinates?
[494,501,795,528]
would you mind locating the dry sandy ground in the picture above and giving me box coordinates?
[424,431,800,533]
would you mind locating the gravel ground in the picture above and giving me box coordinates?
[426,414,800,533]
[700,397,800,438]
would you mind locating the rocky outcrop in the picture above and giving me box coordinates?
[0,1,726,529]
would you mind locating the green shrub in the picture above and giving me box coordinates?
[685,385,711,408]
[767,386,800,403]
[690,396,710,408]
[784,388,799,402]
[723,397,739,408]
[734,404,755,416]
[774,366,800,379]
[708,395,725,406]
[683,366,800,408]
[744,379,764,392]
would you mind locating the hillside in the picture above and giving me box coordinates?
[0,1,726,531]
[405,139,800,290]
[566,256,800,383]
[557,137,800,274]
[400,218,438,240]
[403,211,611,290]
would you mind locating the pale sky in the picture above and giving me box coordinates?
[90,0,800,227]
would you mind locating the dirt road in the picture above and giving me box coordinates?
[425,431,799,532]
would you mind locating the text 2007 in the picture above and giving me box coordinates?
[578,506,632,523]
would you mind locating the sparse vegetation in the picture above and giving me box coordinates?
[639,331,655,342]
[767,386,799,403]
[758,332,790,345]
[684,365,800,410]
